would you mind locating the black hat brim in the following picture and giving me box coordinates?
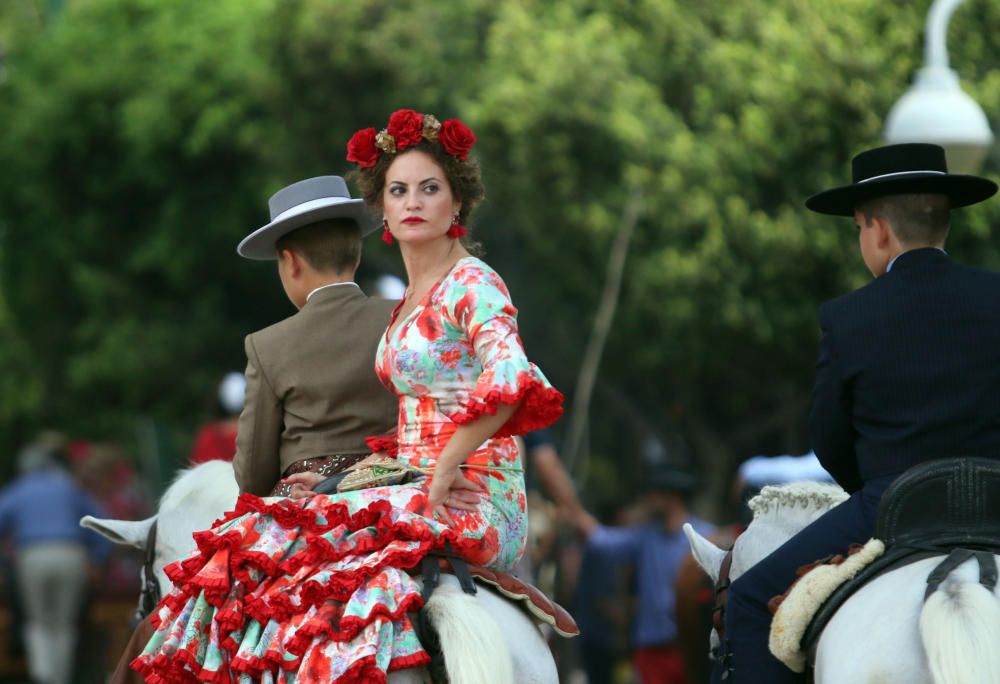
[641,468,700,494]
[806,173,998,217]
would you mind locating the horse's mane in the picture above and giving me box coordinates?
[159,459,237,514]
[748,481,848,517]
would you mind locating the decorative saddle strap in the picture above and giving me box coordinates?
[925,547,999,600]
[416,546,476,684]
[413,552,581,638]
[421,546,478,602]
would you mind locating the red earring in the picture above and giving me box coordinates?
[448,214,467,239]
[382,219,394,245]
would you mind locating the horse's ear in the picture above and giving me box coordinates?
[80,514,156,549]
[684,523,727,584]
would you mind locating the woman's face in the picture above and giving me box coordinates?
[382,150,460,245]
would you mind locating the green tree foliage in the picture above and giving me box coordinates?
[0,0,998,509]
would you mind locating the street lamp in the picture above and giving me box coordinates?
[884,0,994,173]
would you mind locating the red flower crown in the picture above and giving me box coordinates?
[346,109,477,169]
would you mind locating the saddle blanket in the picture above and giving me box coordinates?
[769,538,885,672]
[466,564,580,638]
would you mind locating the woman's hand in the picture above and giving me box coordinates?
[280,472,326,500]
[427,466,485,526]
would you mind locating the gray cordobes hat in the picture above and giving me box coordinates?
[238,176,377,260]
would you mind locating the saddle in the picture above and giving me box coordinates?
[798,457,1000,657]
[413,551,579,683]
[414,552,579,638]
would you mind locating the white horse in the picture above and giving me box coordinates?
[685,482,1000,684]
[82,460,558,684]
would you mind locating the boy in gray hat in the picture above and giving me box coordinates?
[234,175,398,496]
[108,176,398,684]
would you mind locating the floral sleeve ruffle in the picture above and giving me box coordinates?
[444,263,563,435]
[450,363,564,437]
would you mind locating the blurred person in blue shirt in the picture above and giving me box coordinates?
[0,438,111,684]
[573,463,714,684]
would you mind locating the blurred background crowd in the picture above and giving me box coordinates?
[1,0,999,682]
[0,418,831,684]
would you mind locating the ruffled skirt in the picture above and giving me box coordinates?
[131,477,525,684]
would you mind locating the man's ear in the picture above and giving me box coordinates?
[280,248,304,277]
[874,216,893,249]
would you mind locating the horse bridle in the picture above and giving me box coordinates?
[134,520,161,626]
[712,549,734,650]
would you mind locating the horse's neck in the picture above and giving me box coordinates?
[157,461,240,561]
[753,504,826,536]
[734,503,833,576]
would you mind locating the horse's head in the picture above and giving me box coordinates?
[684,482,847,656]
[80,513,162,594]
[686,481,848,582]
[80,459,240,599]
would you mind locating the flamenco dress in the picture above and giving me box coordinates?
[131,257,563,683]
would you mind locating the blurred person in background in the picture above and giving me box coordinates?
[572,463,714,684]
[189,371,246,464]
[0,436,111,684]
[568,500,639,684]
[734,450,833,524]
[515,430,587,679]
[73,441,150,524]
[524,429,584,519]
[514,429,585,583]
[372,272,407,300]
[72,442,152,597]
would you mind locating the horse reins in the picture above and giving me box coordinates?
[134,520,161,626]
[713,549,734,644]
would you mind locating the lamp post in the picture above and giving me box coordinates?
[884,0,993,173]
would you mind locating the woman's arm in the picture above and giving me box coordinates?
[427,402,520,525]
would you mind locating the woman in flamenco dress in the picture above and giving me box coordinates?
[131,109,563,683]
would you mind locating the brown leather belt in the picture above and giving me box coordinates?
[269,453,368,496]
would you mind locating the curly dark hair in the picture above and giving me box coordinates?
[351,140,486,228]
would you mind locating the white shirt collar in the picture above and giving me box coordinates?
[306,281,359,302]
[886,247,947,273]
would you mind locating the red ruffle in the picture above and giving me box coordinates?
[336,654,385,684]
[365,434,399,457]
[448,369,564,437]
[137,490,484,683]
[388,651,433,672]
[287,591,426,652]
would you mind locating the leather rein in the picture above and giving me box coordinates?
[134,520,161,626]
[713,549,734,645]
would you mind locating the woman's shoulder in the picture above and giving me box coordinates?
[446,256,508,293]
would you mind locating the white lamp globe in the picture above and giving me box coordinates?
[885,66,994,174]
[884,0,994,174]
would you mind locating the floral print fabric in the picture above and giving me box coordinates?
[132,256,562,683]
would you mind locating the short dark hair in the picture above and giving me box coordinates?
[859,193,951,244]
[275,218,362,273]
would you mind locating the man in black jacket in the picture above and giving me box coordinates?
[719,143,1000,682]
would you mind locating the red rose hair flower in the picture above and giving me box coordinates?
[345,110,477,168]
[387,109,424,150]
[346,128,379,168]
[439,119,477,160]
